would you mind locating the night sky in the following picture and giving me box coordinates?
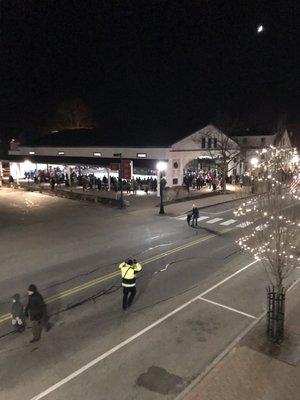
[1,0,299,145]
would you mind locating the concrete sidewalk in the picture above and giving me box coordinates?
[15,181,243,215]
[182,282,300,400]
[164,191,240,216]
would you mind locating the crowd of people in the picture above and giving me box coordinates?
[183,170,247,191]
[23,167,158,193]
[183,170,223,191]
[80,175,158,194]
[21,166,251,194]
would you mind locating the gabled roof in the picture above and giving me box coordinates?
[171,124,221,146]
[22,129,172,148]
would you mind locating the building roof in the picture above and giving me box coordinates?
[229,129,274,137]
[5,154,158,169]
[22,129,173,148]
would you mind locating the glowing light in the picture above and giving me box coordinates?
[23,160,33,169]
[250,157,259,166]
[156,161,167,172]
[257,25,264,33]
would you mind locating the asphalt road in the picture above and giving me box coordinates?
[0,188,299,400]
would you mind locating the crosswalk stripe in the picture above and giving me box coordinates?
[176,215,187,220]
[236,221,253,228]
[220,219,237,226]
[173,215,253,230]
[206,218,223,224]
[198,216,210,221]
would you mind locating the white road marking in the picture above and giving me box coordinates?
[220,219,237,226]
[198,259,259,298]
[175,277,300,400]
[236,221,253,228]
[198,216,210,221]
[29,259,259,400]
[206,218,223,224]
[175,215,188,220]
[198,297,257,319]
[199,207,235,215]
[173,215,210,221]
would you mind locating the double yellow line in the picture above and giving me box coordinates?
[0,234,213,325]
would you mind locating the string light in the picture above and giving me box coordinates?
[234,146,300,281]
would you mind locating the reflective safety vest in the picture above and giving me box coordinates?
[119,262,142,287]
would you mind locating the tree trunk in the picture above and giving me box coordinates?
[221,161,227,192]
[267,286,286,343]
[221,175,226,191]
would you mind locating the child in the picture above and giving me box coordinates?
[11,294,25,332]
[187,213,192,226]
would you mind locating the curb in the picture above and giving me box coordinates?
[156,190,233,207]
[174,313,266,400]
[165,194,254,215]
[174,278,300,400]
[195,192,260,211]
[14,185,122,207]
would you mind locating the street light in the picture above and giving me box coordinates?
[156,161,167,214]
[292,154,299,164]
[250,157,259,167]
[113,153,124,208]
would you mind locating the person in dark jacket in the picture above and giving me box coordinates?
[187,213,192,226]
[25,284,49,342]
[11,294,25,332]
[191,204,199,227]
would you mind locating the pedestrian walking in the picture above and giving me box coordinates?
[25,284,50,343]
[212,177,218,191]
[11,294,25,333]
[191,204,199,227]
[118,259,142,310]
[50,177,55,190]
[186,213,192,226]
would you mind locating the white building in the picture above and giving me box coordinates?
[5,124,292,187]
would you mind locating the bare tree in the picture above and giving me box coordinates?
[235,146,299,341]
[52,98,95,131]
[194,127,240,191]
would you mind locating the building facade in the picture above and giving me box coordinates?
[4,124,292,187]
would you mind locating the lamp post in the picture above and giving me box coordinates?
[250,157,259,167]
[113,153,124,208]
[156,161,167,214]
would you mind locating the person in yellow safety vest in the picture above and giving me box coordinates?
[119,258,142,310]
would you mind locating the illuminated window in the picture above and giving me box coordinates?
[137,153,147,158]
[29,151,35,155]
[58,151,65,155]
[93,152,102,157]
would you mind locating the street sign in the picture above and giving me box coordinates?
[109,163,119,171]
[121,160,132,179]
[110,158,132,179]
